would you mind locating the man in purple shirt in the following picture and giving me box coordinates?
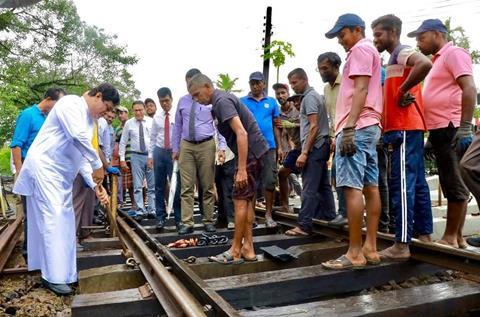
[172,68,226,234]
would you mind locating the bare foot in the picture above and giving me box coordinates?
[436,239,459,249]
[345,251,367,266]
[418,234,432,243]
[240,246,256,260]
[361,246,380,263]
[457,236,467,249]
[379,244,410,261]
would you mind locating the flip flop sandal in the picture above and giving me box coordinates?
[365,256,382,265]
[285,228,309,236]
[378,249,409,263]
[322,255,366,270]
[208,251,244,265]
[242,255,258,262]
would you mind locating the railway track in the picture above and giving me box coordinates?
[70,206,480,317]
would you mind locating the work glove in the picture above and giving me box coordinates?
[396,89,416,108]
[340,126,356,157]
[106,166,121,175]
[423,138,435,161]
[453,121,473,158]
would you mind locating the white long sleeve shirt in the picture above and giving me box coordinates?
[148,110,175,159]
[119,116,152,161]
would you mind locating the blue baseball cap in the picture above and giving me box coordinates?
[249,71,264,81]
[325,13,365,39]
[407,19,447,38]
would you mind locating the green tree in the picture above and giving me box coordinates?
[0,0,140,145]
[444,17,479,64]
[215,73,242,94]
[262,40,295,83]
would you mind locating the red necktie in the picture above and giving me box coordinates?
[164,112,170,149]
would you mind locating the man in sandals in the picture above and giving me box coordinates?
[285,68,336,236]
[371,14,434,261]
[322,14,383,270]
[188,74,268,265]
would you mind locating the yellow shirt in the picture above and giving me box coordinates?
[323,73,342,136]
[92,120,100,152]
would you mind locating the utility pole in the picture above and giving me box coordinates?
[262,6,272,92]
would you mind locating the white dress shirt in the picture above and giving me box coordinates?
[119,116,153,161]
[148,110,175,159]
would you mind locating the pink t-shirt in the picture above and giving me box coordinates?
[335,38,383,135]
[423,42,473,130]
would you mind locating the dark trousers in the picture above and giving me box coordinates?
[377,140,392,232]
[298,143,336,232]
[215,159,236,224]
[461,131,480,208]
[385,131,432,242]
[153,146,181,224]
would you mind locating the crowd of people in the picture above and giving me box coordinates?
[7,13,478,295]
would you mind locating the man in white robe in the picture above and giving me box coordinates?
[13,83,119,295]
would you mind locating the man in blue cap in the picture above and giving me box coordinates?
[241,71,282,227]
[409,19,476,248]
[322,14,383,269]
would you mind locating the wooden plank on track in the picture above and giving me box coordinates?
[240,279,480,317]
[71,288,162,317]
[208,261,443,309]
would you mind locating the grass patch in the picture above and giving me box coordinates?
[0,147,12,176]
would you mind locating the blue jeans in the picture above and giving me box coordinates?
[153,146,181,224]
[335,125,381,190]
[331,157,347,217]
[130,153,155,214]
[298,142,336,232]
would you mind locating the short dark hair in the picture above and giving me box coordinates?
[132,100,145,108]
[371,14,402,36]
[44,87,66,101]
[144,98,156,105]
[185,68,201,80]
[346,26,365,36]
[287,68,308,80]
[88,83,120,106]
[157,87,172,99]
[317,52,342,68]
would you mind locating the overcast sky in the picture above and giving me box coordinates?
[74,0,480,105]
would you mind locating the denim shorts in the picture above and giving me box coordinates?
[335,125,381,190]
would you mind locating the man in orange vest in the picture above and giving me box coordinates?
[372,14,433,260]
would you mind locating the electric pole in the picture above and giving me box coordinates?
[262,6,272,91]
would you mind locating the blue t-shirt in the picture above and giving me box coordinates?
[10,104,47,159]
[240,94,279,149]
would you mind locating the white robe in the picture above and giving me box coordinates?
[14,95,101,284]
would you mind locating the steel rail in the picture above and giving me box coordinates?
[259,210,480,275]
[116,215,207,317]
[0,216,23,272]
[120,211,240,317]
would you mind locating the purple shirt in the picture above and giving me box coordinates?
[172,94,226,153]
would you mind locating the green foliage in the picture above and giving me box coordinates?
[0,0,140,145]
[262,40,295,83]
[474,106,480,119]
[444,18,479,64]
[215,73,242,94]
[0,147,12,176]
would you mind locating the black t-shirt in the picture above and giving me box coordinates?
[211,89,268,160]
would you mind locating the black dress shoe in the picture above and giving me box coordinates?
[41,278,73,295]
[467,236,480,247]
[329,214,348,227]
[156,220,165,230]
[204,223,216,233]
[178,225,194,235]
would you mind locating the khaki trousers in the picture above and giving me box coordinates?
[179,139,215,227]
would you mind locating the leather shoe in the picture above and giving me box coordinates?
[204,223,216,233]
[329,214,348,227]
[41,278,73,295]
[156,219,165,230]
[178,225,194,235]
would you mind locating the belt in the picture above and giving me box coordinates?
[131,151,148,156]
[184,136,213,145]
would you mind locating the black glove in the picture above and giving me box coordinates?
[340,126,356,157]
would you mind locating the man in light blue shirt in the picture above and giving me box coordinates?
[240,71,282,227]
[10,87,66,262]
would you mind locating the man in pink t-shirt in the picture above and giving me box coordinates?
[409,19,476,249]
[322,13,383,270]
